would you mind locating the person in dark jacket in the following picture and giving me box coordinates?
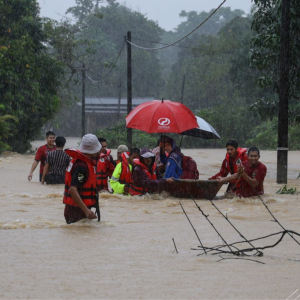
[130,148,173,195]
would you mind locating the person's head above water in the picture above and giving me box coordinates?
[79,134,102,158]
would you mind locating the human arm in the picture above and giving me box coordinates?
[218,172,240,183]
[41,163,49,184]
[238,165,260,188]
[209,159,229,180]
[132,166,170,193]
[68,186,97,219]
[28,160,39,181]
[106,159,115,178]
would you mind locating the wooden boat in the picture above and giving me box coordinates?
[167,179,223,200]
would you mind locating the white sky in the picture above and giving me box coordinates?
[37,0,253,31]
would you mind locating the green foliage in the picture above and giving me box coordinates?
[276,185,298,195]
[247,120,277,149]
[0,0,64,152]
[250,0,300,119]
[0,105,18,153]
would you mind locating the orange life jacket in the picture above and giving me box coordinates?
[129,159,157,196]
[225,148,248,174]
[63,149,99,219]
[96,151,114,191]
[96,156,109,191]
[225,147,248,191]
[119,152,132,185]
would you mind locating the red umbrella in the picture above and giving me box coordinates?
[126,99,198,133]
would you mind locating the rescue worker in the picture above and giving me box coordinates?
[98,137,115,166]
[219,147,267,198]
[110,147,140,195]
[96,145,114,192]
[63,134,102,224]
[209,140,248,193]
[130,148,173,196]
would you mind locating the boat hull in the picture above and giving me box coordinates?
[168,179,223,200]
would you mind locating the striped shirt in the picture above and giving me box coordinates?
[46,150,70,176]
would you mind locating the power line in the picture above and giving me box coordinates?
[132,37,235,55]
[125,0,226,51]
[86,40,125,83]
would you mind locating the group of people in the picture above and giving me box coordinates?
[28,132,267,224]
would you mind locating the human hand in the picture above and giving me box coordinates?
[28,173,33,181]
[238,165,244,174]
[166,178,174,184]
[124,186,129,194]
[41,179,45,185]
[85,209,97,220]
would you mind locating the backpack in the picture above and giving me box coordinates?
[180,154,199,180]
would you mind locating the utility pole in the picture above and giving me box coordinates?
[81,63,86,137]
[127,31,132,149]
[118,77,122,123]
[277,0,290,184]
[180,74,186,104]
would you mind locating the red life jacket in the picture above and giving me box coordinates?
[225,148,248,191]
[119,152,132,185]
[96,156,109,191]
[129,159,157,196]
[225,148,248,174]
[105,149,111,157]
[63,149,98,208]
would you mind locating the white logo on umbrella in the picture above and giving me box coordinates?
[158,118,170,126]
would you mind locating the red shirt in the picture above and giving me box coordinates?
[210,149,248,179]
[35,144,57,175]
[237,161,267,198]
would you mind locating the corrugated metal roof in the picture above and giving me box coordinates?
[78,97,154,114]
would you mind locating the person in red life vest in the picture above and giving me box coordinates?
[219,147,267,198]
[209,140,248,192]
[98,137,115,167]
[130,148,174,196]
[96,151,114,192]
[63,134,102,224]
[28,131,57,182]
[110,147,140,195]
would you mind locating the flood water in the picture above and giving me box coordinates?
[0,137,300,299]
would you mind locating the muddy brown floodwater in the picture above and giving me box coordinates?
[0,137,300,299]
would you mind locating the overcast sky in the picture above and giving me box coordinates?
[37,0,253,31]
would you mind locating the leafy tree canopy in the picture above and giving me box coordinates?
[0,0,64,152]
[250,0,300,122]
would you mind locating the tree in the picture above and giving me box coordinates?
[0,0,64,152]
[250,0,300,121]
[0,105,18,153]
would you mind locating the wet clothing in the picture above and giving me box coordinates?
[110,153,132,194]
[210,148,248,179]
[96,154,114,191]
[45,149,70,184]
[164,138,183,179]
[130,159,166,195]
[64,204,90,224]
[165,153,182,179]
[236,161,267,198]
[35,144,57,179]
[63,150,99,224]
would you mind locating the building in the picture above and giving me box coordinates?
[78,97,154,132]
